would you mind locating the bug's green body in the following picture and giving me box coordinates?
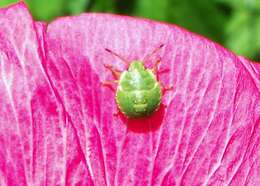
[116,61,162,118]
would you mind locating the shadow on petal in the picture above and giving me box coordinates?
[119,104,165,133]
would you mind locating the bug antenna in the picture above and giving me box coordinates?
[143,44,165,63]
[105,48,129,65]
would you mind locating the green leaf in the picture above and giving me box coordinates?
[90,0,116,12]
[133,0,168,21]
[255,16,260,48]
[225,10,258,58]
[25,0,65,21]
[168,0,228,43]
[65,0,90,15]
[215,0,260,11]
[0,0,19,7]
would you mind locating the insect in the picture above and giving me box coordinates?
[102,44,171,119]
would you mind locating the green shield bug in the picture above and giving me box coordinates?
[102,44,172,119]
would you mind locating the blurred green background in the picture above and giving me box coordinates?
[1,0,260,61]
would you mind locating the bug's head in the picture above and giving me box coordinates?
[128,61,145,71]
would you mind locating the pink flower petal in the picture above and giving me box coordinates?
[0,2,259,186]
[0,3,93,185]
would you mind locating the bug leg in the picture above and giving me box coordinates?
[143,44,164,63]
[152,58,171,76]
[152,58,161,75]
[157,68,170,75]
[113,109,120,117]
[101,80,118,91]
[162,85,173,95]
[104,64,121,79]
[105,48,129,65]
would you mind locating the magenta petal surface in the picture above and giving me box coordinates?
[1,3,260,186]
[0,4,93,186]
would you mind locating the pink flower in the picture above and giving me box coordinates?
[0,2,259,186]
